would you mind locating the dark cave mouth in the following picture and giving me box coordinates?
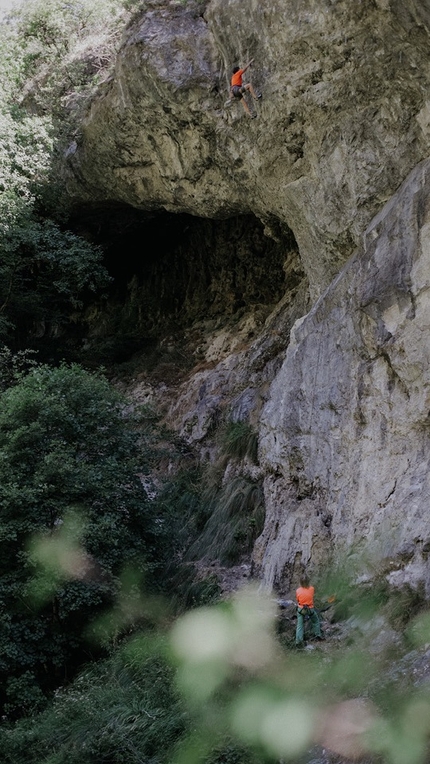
[70,203,303,364]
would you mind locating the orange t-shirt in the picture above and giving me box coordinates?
[231,68,244,87]
[296,586,315,608]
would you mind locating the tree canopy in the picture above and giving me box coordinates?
[0,363,154,716]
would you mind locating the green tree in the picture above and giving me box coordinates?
[0,89,110,344]
[7,0,128,123]
[0,0,121,346]
[0,91,110,343]
[0,363,158,716]
[0,211,110,342]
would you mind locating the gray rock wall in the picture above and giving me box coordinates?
[256,158,430,593]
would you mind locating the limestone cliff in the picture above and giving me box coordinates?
[65,0,430,593]
[67,0,430,297]
[257,158,430,594]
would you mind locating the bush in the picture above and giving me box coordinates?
[0,638,190,764]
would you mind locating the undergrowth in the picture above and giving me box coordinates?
[176,420,263,565]
[219,421,259,463]
[0,639,188,764]
[188,476,265,564]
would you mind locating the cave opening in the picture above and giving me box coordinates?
[69,203,303,366]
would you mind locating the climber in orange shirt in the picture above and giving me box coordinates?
[295,574,323,647]
[230,58,262,118]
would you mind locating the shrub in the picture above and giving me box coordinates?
[189,477,265,564]
[0,638,190,764]
[220,421,258,463]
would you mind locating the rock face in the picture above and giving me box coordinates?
[67,0,430,297]
[65,0,430,592]
[256,158,430,593]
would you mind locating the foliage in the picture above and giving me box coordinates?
[0,212,110,342]
[0,363,162,716]
[0,638,190,764]
[6,0,128,124]
[171,567,222,612]
[388,584,427,629]
[169,585,430,764]
[4,569,430,764]
[0,35,55,229]
[0,0,126,346]
[0,629,263,764]
[189,476,265,565]
[138,461,222,610]
[0,112,109,344]
[149,429,264,569]
[0,344,39,392]
[173,421,263,566]
[220,421,259,464]
[0,45,110,344]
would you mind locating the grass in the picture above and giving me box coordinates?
[0,639,188,764]
[219,421,258,464]
[188,476,265,564]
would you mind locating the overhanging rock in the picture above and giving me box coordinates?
[65,0,430,297]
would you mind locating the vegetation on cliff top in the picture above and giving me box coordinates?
[0,0,134,348]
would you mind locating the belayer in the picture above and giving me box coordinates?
[230,58,262,118]
[295,573,324,647]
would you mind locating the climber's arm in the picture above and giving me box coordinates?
[242,58,254,73]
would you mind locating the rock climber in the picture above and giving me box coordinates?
[230,58,262,118]
[295,573,324,647]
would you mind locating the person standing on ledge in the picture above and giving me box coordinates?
[230,58,262,118]
[295,573,323,647]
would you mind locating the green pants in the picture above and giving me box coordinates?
[295,607,321,645]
